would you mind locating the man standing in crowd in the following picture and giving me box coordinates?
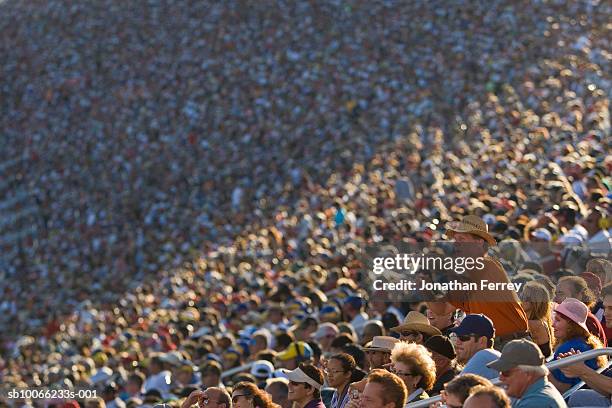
[451,314,501,379]
[285,363,325,408]
[428,215,529,348]
[362,336,398,371]
[359,369,407,408]
[488,339,567,407]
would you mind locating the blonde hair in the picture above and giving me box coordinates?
[390,341,436,391]
[520,282,554,348]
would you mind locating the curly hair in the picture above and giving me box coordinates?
[390,341,436,391]
[232,381,279,408]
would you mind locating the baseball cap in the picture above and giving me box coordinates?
[250,360,275,379]
[487,339,544,371]
[312,323,339,340]
[424,335,456,360]
[451,314,495,339]
[554,298,589,333]
[276,342,313,361]
[531,228,552,242]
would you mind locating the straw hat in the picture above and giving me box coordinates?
[445,215,496,245]
[391,311,442,337]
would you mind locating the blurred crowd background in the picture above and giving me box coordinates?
[0,0,610,407]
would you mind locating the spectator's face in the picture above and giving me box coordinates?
[454,334,487,363]
[398,330,423,344]
[441,390,463,408]
[365,350,390,370]
[391,362,421,391]
[125,379,141,395]
[554,281,574,303]
[202,389,225,408]
[360,382,394,408]
[251,335,267,355]
[426,309,453,330]
[552,313,569,340]
[500,367,531,398]
[287,380,310,402]
[231,391,254,408]
[604,295,612,328]
[325,358,351,388]
[202,371,220,388]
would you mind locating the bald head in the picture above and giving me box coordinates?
[204,387,231,408]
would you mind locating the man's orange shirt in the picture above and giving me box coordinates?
[448,258,528,337]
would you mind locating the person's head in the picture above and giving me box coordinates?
[603,282,612,329]
[126,372,145,396]
[341,344,367,370]
[311,323,339,352]
[276,341,313,370]
[294,317,319,341]
[582,207,606,236]
[441,374,493,408]
[201,387,231,408]
[200,361,223,388]
[390,341,436,393]
[555,276,596,307]
[519,282,551,320]
[487,340,547,399]
[329,333,354,354]
[450,314,495,364]
[463,386,511,408]
[445,215,495,257]
[423,335,456,375]
[363,336,398,370]
[231,381,274,408]
[325,353,355,389]
[285,363,324,404]
[586,258,612,286]
[342,296,364,320]
[390,311,441,344]
[268,306,285,324]
[85,397,106,408]
[426,309,455,331]
[362,321,385,345]
[553,298,591,342]
[360,369,407,408]
[250,332,270,356]
[265,379,289,408]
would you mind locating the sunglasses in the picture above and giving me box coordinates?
[231,394,252,404]
[389,367,416,377]
[453,333,481,342]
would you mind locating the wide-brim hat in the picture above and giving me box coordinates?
[446,215,496,245]
[362,336,399,353]
[391,311,442,337]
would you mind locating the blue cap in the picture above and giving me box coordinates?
[343,296,364,310]
[451,314,495,339]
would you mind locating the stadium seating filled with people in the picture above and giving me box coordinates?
[0,0,610,407]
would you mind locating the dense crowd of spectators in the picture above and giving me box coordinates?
[0,0,610,407]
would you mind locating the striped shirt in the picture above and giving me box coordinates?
[330,386,351,408]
